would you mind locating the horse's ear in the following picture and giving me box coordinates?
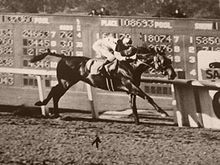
[46,48,51,54]
[137,46,150,54]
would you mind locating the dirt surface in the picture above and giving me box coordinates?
[0,107,220,165]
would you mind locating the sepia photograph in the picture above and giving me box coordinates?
[0,0,220,164]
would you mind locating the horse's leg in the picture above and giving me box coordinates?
[35,82,68,117]
[35,78,79,117]
[50,79,79,118]
[124,80,169,117]
[142,90,169,117]
[35,85,59,106]
[50,84,68,117]
[129,94,139,124]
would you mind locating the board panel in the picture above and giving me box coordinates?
[1,14,220,109]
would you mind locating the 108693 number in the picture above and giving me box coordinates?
[120,19,154,28]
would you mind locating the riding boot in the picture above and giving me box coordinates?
[97,59,112,77]
[98,59,110,72]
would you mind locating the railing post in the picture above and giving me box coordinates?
[173,83,201,127]
[171,84,178,125]
[36,75,48,116]
[194,87,219,129]
[86,84,99,119]
[173,84,184,127]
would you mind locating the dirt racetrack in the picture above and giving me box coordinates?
[0,106,220,165]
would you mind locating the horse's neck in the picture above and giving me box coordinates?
[133,62,148,77]
[119,61,146,80]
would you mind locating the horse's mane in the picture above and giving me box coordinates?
[121,46,156,59]
[121,46,137,57]
[136,46,156,55]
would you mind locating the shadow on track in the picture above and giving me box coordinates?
[0,105,175,127]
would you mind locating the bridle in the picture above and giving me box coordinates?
[136,51,170,75]
[126,46,174,77]
[134,46,176,79]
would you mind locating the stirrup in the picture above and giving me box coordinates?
[97,65,104,72]
[100,66,111,78]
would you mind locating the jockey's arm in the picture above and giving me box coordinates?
[123,46,137,60]
[114,51,126,61]
[114,49,137,61]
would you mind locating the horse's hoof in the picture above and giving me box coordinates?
[35,101,43,106]
[134,118,140,125]
[49,113,61,119]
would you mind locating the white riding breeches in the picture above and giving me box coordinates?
[93,46,115,61]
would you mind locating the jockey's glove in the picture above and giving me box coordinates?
[126,54,136,60]
[115,55,126,61]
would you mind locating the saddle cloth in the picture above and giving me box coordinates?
[86,59,104,74]
[86,59,117,75]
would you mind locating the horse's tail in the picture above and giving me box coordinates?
[30,49,66,63]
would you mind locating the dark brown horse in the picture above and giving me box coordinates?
[30,47,176,124]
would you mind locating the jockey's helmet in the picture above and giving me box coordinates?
[122,37,132,46]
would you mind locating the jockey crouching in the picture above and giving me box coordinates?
[92,33,136,76]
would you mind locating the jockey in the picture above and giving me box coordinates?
[114,34,136,61]
[92,33,135,72]
[92,33,117,60]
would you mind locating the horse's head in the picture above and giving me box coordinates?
[136,47,176,80]
[154,48,176,80]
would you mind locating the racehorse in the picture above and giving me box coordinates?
[30,47,176,124]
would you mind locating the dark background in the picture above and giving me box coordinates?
[0,0,220,19]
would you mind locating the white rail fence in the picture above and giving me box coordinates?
[0,67,98,118]
[141,77,220,129]
[1,67,220,129]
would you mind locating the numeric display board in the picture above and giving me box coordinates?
[0,14,87,88]
[99,17,220,80]
[0,14,220,100]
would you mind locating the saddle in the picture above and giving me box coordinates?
[86,59,118,75]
